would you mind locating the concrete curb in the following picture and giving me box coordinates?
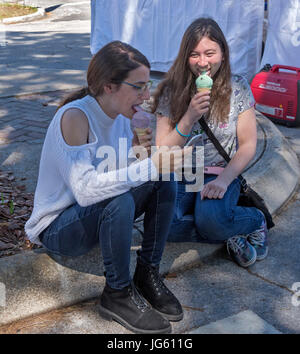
[0,111,299,327]
[244,111,300,216]
[2,7,45,25]
[0,229,223,326]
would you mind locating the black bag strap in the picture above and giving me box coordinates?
[198,116,248,189]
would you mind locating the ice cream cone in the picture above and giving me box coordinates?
[197,87,211,93]
[134,127,148,138]
[196,71,213,92]
[131,109,151,142]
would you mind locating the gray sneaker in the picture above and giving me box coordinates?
[226,236,257,267]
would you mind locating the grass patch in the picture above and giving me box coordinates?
[0,3,37,20]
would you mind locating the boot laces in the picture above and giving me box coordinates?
[149,268,171,296]
[128,282,149,312]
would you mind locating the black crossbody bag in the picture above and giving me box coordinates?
[198,117,275,230]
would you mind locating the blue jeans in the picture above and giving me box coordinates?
[39,180,176,290]
[168,175,264,243]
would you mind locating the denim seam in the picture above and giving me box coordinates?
[105,213,118,289]
[150,186,159,263]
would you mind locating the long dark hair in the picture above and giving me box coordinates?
[58,41,150,109]
[152,17,232,126]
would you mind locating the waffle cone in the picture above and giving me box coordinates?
[197,87,211,93]
[134,128,148,136]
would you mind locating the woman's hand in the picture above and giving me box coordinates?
[151,145,193,175]
[200,176,229,200]
[132,127,153,157]
[186,90,211,123]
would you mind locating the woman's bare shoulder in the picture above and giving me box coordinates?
[60,108,89,146]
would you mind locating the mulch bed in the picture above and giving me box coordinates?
[0,169,39,258]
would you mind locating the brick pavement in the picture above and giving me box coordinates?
[0,91,73,146]
[0,79,162,148]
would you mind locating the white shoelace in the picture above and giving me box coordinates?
[226,236,246,255]
[247,230,265,247]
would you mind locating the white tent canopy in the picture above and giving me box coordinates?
[261,0,300,70]
[90,0,265,81]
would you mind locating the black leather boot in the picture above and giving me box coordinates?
[133,258,183,321]
[99,282,171,334]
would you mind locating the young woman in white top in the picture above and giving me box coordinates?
[25,41,187,334]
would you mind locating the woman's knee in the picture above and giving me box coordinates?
[194,200,233,241]
[160,179,177,194]
[102,192,135,222]
[155,180,177,202]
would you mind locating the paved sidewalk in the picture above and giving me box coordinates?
[0,8,299,334]
[0,91,67,145]
[0,91,68,192]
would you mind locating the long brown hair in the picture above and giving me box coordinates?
[58,41,150,110]
[152,18,232,126]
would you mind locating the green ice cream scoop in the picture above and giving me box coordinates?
[195,71,213,91]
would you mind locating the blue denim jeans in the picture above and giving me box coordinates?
[168,174,264,243]
[39,180,176,290]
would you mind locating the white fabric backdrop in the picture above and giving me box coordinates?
[261,0,300,69]
[90,0,264,81]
